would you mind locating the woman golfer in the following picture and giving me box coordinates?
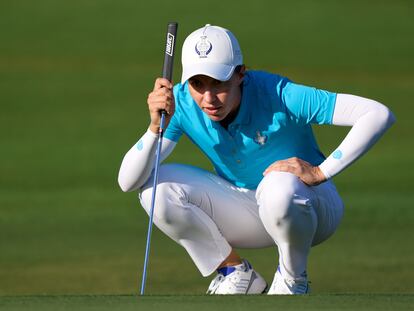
[118,24,395,294]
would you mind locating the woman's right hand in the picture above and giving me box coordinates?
[147,78,175,134]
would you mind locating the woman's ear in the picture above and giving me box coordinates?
[238,65,246,84]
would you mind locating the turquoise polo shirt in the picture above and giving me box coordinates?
[165,70,336,189]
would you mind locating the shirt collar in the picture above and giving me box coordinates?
[231,74,251,126]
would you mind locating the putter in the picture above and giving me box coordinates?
[140,22,178,295]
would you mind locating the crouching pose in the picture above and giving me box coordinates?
[118,24,395,294]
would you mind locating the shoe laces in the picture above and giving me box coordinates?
[284,277,309,293]
[206,260,251,294]
[206,274,224,294]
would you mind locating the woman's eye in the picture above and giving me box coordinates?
[190,80,201,88]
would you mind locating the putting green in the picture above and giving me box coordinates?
[0,0,413,298]
[1,294,414,311]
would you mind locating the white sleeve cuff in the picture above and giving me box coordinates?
[145,127,159,139]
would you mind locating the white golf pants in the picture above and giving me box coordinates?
[139,164,344,278]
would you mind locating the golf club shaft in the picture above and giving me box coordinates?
[140,113,165,295]
[140,22,178,295]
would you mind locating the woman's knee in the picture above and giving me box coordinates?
[257,172,302,220]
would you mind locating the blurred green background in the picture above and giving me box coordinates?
[0,0,413,296]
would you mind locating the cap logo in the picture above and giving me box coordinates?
[195,35,212,58]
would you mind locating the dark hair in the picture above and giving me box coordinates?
[234,65,244,73]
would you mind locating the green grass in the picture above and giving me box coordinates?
[1,295,413,311]
[0,0,413,307]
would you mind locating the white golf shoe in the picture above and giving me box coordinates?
[206,259,267,295]
[267,267,309,295]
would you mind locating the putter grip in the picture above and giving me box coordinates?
[162,22,178,81]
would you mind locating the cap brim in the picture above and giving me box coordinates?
[181,63,236,84]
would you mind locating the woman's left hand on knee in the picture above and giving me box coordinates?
[263,157,327,186]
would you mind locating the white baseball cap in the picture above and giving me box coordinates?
[181,24,243,83]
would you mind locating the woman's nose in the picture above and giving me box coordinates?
[203,89,216,104]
